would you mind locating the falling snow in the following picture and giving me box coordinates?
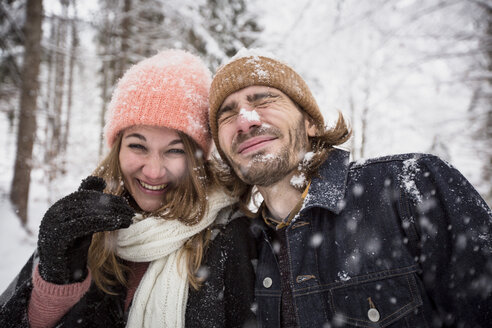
[309,232,324,248]
[1,3,492,322]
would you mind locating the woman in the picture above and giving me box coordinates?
[0,50,256,327]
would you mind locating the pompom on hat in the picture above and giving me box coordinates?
[209,48,325,159]
[104,49,212,157]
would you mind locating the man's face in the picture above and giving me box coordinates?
[217,86,317,186]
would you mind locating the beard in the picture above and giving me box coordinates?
[229,119,309,187]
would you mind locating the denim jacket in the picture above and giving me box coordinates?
[252,149,492,327]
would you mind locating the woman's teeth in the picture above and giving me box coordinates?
[139,180,167,190]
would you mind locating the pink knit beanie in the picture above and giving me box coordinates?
[104,49,212,157]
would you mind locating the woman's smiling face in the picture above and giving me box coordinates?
[119,125,187,212]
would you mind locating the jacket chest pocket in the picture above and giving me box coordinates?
[328,268,424,327]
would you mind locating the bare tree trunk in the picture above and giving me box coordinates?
[98,14,117,157]
[348,93,357,158]
[98,0,127,157]
[47,2,68,183]
[10,0,43,226]
[359,104,369,159]
[486,108,492,205]
[42,22,56,166]
[119,0,131,77]
[99,57,110,158]
[359,85,370,159]
[61,2,79,166]
[486,12,492,206]
[482,5,492,206]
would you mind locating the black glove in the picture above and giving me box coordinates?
[38,176,134,284]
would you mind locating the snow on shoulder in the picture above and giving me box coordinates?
[399,157,423,203]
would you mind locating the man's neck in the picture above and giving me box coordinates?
[257,171,303,220]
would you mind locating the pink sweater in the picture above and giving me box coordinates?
[28,262,149,328]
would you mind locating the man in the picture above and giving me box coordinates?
[209,51,492,327]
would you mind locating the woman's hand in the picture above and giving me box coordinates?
[37,176,134,284]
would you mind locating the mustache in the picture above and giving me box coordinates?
[232,125,282,153]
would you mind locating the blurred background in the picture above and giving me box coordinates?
[0,0,491,289]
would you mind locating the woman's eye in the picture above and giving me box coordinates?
[168,148,185,154]
[128,143,146,151]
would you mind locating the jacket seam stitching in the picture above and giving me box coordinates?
[292,265,419,295]
[285,228,302,326]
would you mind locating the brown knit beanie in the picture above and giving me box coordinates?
[209,52,325,160]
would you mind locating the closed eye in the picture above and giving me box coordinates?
[128,143,147,151]
[217,101,239,124]
[167,148,185,154]
[218,111,238,125]
[255,100,274,108]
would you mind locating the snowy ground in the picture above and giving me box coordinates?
[0,141,97,291]
[0,196,37,291]
[0,114,37,290]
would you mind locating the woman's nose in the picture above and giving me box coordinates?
[142,155,165,180]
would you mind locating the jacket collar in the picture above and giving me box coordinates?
[302,148,350,215]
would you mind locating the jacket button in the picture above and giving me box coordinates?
[263,277,273,288]
[367,308,380,322]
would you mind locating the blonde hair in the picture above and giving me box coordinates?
[213,112,352,213]
[88,131,216,294]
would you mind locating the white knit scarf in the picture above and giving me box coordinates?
[116,190,235,328]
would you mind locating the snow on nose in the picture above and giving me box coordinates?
[236,108,261,133]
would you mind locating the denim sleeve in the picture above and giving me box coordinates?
[404,155,492,326]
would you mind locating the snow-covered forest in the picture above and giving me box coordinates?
[0,0,490,290]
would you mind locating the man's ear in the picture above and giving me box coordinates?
[305,117,318,137]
